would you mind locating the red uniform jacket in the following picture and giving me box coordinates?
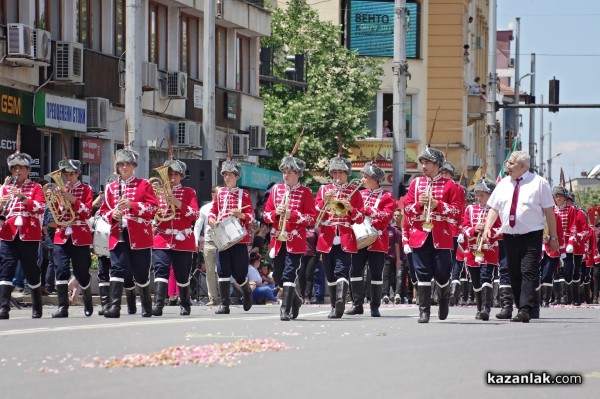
[585,225,600,267]
[450,182,466,237]
[543,211,565,258]
[573,208,589,255]
[315,181,364,253]
[0,179,45,241]
[554,204,577,252]
[359,188,396,252]
[461,204,502,267]
[208,187,254,245]
[263,183,316,256]
[153,184,199,252]
[100,176,158,250]
[404,175,462,250]
[54,181,93,246]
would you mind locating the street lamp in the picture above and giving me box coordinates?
[547,152,562,187]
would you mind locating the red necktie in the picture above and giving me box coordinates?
[509,177,522,227]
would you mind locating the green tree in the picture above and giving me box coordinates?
[575,186,600,211]
[261,0,383,178]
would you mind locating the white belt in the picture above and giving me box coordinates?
[163,228,193,235]
[9,212,34,217]
[321,221,351,228]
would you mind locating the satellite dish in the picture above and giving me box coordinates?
[588,164,600,178]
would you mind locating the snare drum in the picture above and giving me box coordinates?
[92,215,111,257]
[352,217,378,250]
[209,216,247,251]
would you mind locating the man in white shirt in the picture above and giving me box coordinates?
[483,151,558,322]
[194,185,220,306]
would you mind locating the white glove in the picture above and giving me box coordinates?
[403,244,412,254]
[566,244,574,253]
[457,233,464,244]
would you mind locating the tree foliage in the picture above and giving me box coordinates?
[260,0,383,178]
[575,186,600,210]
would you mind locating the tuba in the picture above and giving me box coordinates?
[150,165,176,222]
[43,169,76,227]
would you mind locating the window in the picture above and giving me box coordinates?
[216,26,227,87]
[236,35,250,92]
[180,13,200,79]
[75,0,101,50]
[114,0,126,56]
[149,1,167,70]
[1,0,18,24]
[381,93,413,138]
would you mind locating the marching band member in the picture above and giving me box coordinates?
[208,160,255,315]
[315,155,364,319]
[152,159,199,316]
[99,149,158,318]
[583,217,600,304]
[346,162,395,317]
[51,160,94,318]
[552,187,578,305]
[461,179,501,320]
[565,193,588,306]
[404,148,461,323]
[263,152,316,321]
[0,152,46,319]
[540,210,564,308]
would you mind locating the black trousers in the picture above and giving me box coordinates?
[109,230,152,286]
[273,243,303,286]
[53,237,92,287]
[411,234,453,286]
[322,245,351,283]
[0,236,41,287]
[297,255,317,298]
[351,248,385,282]
[217,243,249,285]
[503,230,543,314]
[153,248,193,285]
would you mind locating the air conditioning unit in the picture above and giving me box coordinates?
[167,71,187,98]
[216,0,224,18]
[86,97,109,131]
[141,61,159,91]
[33,29,51,63]
[6,23,34,59]
[231,134,249,158]
[55,41,84,84]
[174,121,201,148]
[249,125,267,150]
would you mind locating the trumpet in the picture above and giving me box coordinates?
[276,188,290,241]
[473,231,485,263]
[43,169,76,227]
[150,165,176,222]
[422,183,434,232]
[315,178,363,227]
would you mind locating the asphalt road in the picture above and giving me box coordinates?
[0,302,598,399]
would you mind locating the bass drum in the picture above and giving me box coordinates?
[209,216,247,251]
[92,215,111,257]
[352,217,378,250]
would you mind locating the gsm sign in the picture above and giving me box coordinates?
[1,95,21,116]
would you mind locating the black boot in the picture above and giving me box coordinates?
[334,280,347,318]
[564,282,572,305]
[152,281,168,316]
[104,281,124,318]
[572,281,581,306]
[370,283,382,317]
[449,281,460,307]
[480,286,493,321]
[31,287,43,319]
[541,286,551,308]
[458,279,468,306]
[437,283,451,320]
[466,281,475,306]
[583,282,592,304]
[0,285,13,319]
[280,286,293,321]
[552,281,561,305]
[51,284,69,318]
[291,287,302,320]
[138,284,153,317]
[327,284,338,319]
[125,288,137,314]
[179,285,191,316]
[417,285,431,323]
[97,285,109,316]
[240,280,253,312]
[492,281,500,308]
[81,283,93,317]
[474,290,482,320]
[215,280,231,314]
[495,287,513,319]
[345,280,364,315]
[593,278,600,304]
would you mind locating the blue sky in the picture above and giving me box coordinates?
[497,0,600,185]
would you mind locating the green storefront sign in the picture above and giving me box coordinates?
[239,164,283,190]
[0,86,34,125]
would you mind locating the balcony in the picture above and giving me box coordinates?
[467,95,486,126]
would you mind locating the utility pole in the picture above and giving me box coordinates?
[392,0,408,198]
[547,122,553,186]
[125,0,144,175]
[486,0,498,177]
[528,53,536,172]
[538,94,544,176]
[513,18,520,152]
[203,0,217,182]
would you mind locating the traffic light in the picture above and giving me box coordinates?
[549,77,559,113]
[285,53,305,83]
